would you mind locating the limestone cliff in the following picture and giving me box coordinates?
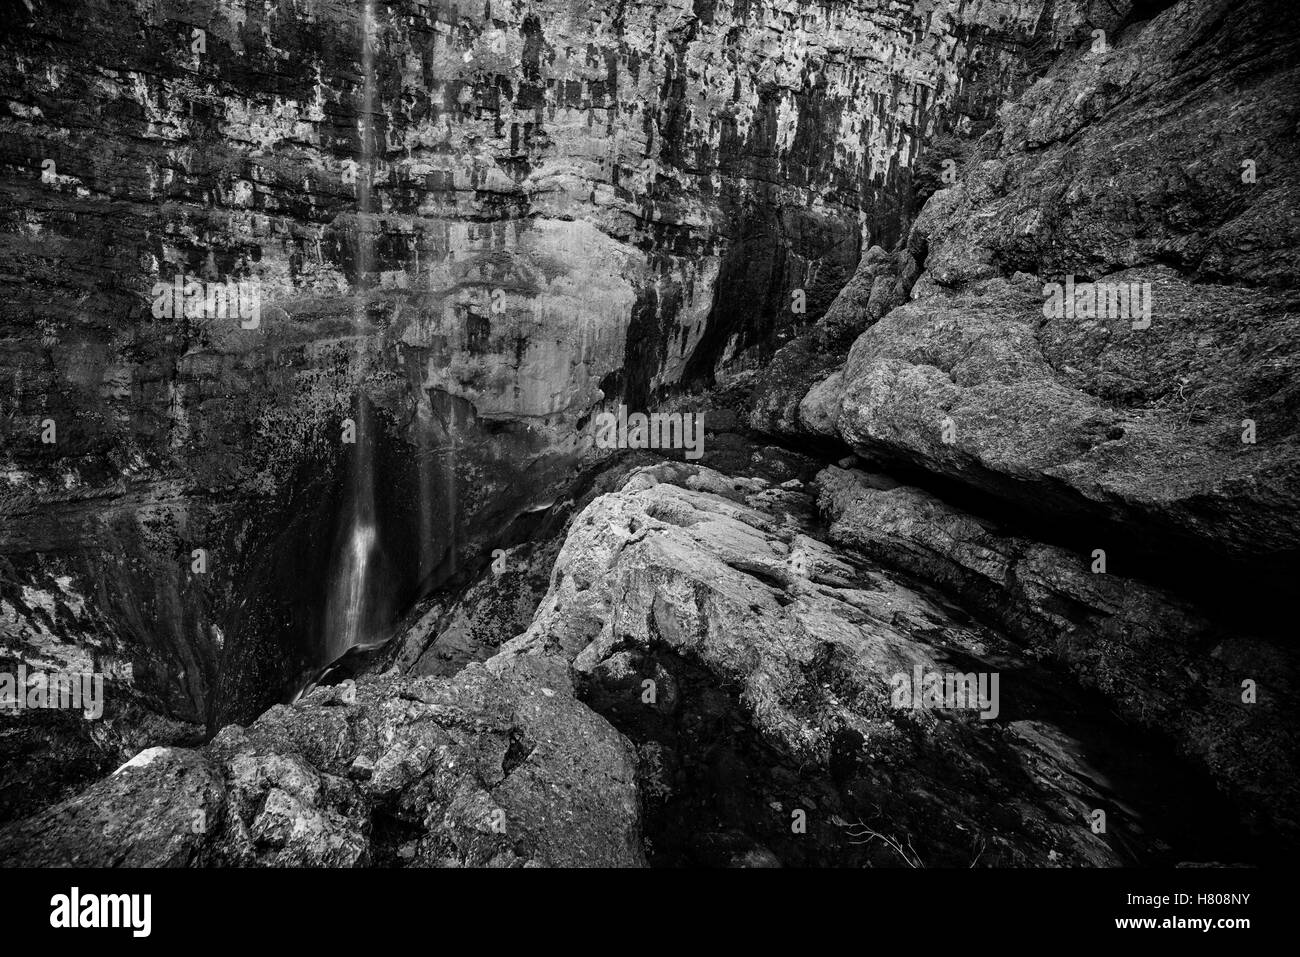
[1,0,1296,864]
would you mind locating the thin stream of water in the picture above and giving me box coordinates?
[323,0,382,662]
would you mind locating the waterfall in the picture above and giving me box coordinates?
[323,0,383,663]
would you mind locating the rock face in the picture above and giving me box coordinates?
[748,236,924,435]
[376,455,649,680]
[0,0,1112,762]
[817,466,1299,842]
[493,463,1259,865]
[0,658,644,867]
[2,0,1295,868]
[744,3,1300,850]
[0,461,1282,865]
[0,698,201,828]
[791,0,1300,570]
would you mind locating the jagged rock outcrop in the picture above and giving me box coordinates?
[741,8,1300,849]
[793,0,1300,568]
[729,0,1300,854]
[2,460,1274,865]
[748,236,924,435]
[378,438,825,680]
[375,456,651,680]
[494,462,1257,864]
[817,465,1299,841]
[0,657,644,866]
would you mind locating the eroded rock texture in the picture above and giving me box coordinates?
[817,466,1299,842]
[748,0,1300,851]
[492,463,1259,865]
[0,0,1108,760]
[0,657,644,866]
[4,461,1265,866]
[1,0,1296,867]
[788,0,1300,568]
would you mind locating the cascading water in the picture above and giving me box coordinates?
[323,398,383,662]
[322,0,385,663]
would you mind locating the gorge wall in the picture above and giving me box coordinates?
[1,0,1098,753]
[2,0,1296,863]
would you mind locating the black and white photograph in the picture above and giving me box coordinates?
[0,0,1293,937]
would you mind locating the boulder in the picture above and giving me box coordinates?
[0,662,645,867]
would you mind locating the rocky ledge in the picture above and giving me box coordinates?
[5,462,1273,865]
[0,655,643,867]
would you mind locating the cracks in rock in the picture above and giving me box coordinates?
[755,423,1296,641]
[500,727,536,779]
[719,555,789,595]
